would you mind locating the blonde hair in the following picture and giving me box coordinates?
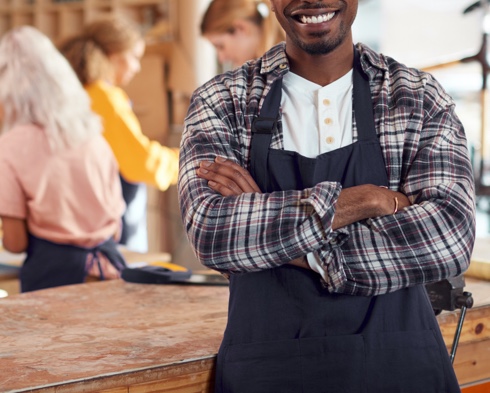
[201,0,285,57]
[0,26,101,150]
[60,15,142,85]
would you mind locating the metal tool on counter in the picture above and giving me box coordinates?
[425,275,474,363]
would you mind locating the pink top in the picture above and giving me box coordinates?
[0,124,125,248]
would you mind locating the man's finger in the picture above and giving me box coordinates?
[208,180,238,196]
[215,157,261,192]
[199,160,258,193]
[198,167,248,195]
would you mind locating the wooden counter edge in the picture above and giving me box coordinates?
[17,357,217,393]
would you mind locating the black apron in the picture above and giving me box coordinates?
[20,234,126,293]
[215,51,460,393]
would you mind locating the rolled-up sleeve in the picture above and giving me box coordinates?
[318,74,475,296]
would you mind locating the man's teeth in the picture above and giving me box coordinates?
[300,12,335,24]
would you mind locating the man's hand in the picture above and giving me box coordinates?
[333,185,411,229]
[197,156,261,195]
[197,157,310,270]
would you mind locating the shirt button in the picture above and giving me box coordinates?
[326,136,335,144]
[324,118,333,125]
[323,98,331,106]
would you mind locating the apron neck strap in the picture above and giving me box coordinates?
[252,78,282,135]
[352,47,377,141]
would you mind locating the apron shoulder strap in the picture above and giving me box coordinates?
[353,48,377,142]
[250,78,283,186]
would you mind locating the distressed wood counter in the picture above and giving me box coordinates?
[0,280,229,393]
[0,277,488,392]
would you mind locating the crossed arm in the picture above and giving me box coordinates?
[180,80,475,295]
[197,156,411,271]
[197,156,411,230]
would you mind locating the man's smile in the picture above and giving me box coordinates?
[297,12,336,24]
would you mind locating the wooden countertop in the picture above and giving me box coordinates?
[0,280,229,392]
[0,277,488,392]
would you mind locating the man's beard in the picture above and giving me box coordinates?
[291,25,348,56]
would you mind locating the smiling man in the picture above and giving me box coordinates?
[179,1,476,392]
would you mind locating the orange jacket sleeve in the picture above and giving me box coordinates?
[86,81,179,191]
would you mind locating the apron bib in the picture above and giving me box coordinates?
[215,50,460,393]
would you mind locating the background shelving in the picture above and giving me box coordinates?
[0,0,177,45]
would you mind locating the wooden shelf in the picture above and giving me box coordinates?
[0,0,176,44]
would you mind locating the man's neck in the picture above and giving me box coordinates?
[285,39,355,87]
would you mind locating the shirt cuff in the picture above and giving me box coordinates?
[306,252,328,281]
[306,227,349,276]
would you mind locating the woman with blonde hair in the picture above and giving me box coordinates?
[0,26,126,292]
[60,16,179,253]
[201,0,285,68]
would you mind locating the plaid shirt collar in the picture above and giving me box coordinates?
[259,42,389,81]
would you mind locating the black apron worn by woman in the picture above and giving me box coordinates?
[214,51,460,393]
[20,235,126,293]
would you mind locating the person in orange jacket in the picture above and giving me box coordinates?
[60,16,179,253]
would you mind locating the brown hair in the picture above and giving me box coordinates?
[59,16,142,85]
[201,0,285,58]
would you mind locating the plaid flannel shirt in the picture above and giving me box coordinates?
[179,42,476,296]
